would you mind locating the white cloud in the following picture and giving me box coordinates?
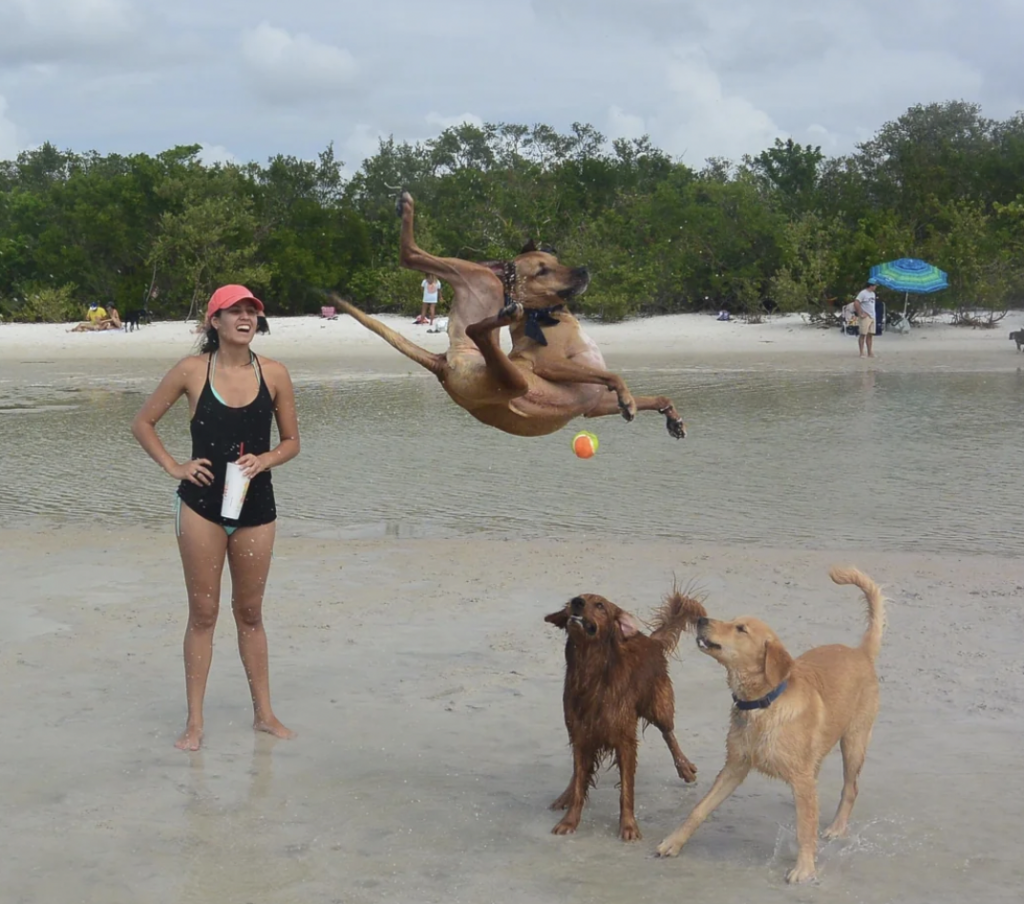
[0,0,1020,168]
[197,142,236,166]
[424,111,484,131]
[653,45,782,165]
[339,123,386,177]
[240,22,358,105]
[606,106,647,142]
[0,0,138,65]
[0,94,22,160]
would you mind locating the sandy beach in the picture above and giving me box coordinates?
[2,311,1023,903]
[2,309,1022,372]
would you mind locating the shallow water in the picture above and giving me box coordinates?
[0,362,1021,555]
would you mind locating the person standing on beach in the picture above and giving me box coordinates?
[131,285,300,751]
[853,282,877,358]
[415,275,442,325]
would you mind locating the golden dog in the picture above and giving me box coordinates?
[656,566,886,884]
[331,192,686,439]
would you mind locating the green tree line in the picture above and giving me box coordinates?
[2,99,1023,324]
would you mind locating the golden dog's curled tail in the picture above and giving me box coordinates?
[650,584,708,654]
[829,565,886,663]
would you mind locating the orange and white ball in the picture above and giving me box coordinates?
[571,430,599,459]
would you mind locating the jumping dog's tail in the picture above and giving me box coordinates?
[330,294,445,376]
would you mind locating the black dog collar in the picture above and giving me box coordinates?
[733,680,788,710]
[523,305,565,346]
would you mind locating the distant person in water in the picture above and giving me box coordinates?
[853,283,877,358]
[131,285,300,751]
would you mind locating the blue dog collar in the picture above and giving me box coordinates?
[733,680,788,711]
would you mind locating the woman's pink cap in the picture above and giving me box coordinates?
[206,285,265,319]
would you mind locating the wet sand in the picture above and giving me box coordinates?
[2,311,1023,902]
[2,526,1022,904]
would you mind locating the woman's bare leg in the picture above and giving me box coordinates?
[176,503,229,750]
[227,521,295,739]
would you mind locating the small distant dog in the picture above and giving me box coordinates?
[545,588,707,841]
[123,309,150,332]
[257,315,270,335]
[656,566,886,884]
[1009,329,1024,351]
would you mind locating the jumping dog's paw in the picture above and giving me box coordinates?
[667,416,687,439]
[499,301,524,322]
[618,394,638,422]
[395,190,413,218]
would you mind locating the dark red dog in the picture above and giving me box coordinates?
[545,589,707,841]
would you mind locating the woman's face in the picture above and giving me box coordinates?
[213,300,260,345]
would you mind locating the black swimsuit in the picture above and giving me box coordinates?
[177,352,277,529]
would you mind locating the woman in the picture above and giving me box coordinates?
[131,284,300,751]
[415,274,442,325]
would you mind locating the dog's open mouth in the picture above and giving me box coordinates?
[696,636,721,651]
[568,614,598,637]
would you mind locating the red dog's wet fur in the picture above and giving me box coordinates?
[545,589,707,841]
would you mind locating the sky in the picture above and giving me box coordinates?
[1,0,1023,174]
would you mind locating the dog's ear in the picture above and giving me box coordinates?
[545,609,570,629]
[762,638,794,687]
[519,239,537,254]
[617,611,640,639]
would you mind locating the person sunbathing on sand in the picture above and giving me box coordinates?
[68,303,121,332]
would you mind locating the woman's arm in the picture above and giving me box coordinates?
[238,361,300,478]
[131,357,213,485]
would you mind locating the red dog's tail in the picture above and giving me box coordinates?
[649,584,707,654]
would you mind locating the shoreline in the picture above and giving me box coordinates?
[2,311,1022,372]
[2,527,1022,903]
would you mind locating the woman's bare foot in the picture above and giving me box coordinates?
[254,716,296,740]
[175,724,203,751]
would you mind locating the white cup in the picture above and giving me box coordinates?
[221,462,251,520]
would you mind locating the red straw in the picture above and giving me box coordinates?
[239,442,244,457]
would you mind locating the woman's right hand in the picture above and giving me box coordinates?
[169,459,214,486]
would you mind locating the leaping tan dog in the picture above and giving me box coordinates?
[331,192,686,439]
[656,566,886,884]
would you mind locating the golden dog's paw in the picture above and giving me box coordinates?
[667,416,687,439]
[618,395,637,422]
[785,863,818,884]
[655,838,682,858]
[551,819,579,836]
[822,822,847,840]
[395,190,413,218]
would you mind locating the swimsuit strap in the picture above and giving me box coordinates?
[209,350,259,398]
